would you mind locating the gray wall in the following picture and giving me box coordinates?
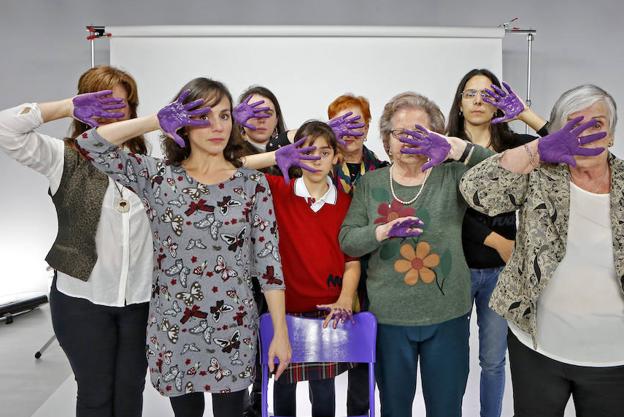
[1,0,622,295]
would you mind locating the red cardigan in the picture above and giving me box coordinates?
[265,175,354,313]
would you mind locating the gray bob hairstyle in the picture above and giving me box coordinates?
[549,84,617,135]
[379,92,446,156]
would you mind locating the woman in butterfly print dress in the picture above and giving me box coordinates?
[75,77,291,417]
[0,66,152,417]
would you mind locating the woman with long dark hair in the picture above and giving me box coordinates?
[446,68,547,417]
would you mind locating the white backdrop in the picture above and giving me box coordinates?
[109,25,503,158]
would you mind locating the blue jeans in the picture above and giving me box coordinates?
[470,267,508,417]
[376,314,470,417]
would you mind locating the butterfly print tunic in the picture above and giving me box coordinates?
[76,129,285,396]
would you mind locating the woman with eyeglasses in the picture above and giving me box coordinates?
[339,92,494,417]
[446,68,548,417]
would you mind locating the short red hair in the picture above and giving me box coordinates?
[327,94,372,126]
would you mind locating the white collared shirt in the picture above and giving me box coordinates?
[293,176,337,212]
[0,104,153,306]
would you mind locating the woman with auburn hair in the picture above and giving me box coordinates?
[327,93,388,417]
[0,65,151,417]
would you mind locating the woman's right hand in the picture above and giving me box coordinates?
[72,90,126,128]
[157,89,212,148]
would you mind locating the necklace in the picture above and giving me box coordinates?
[112,180,130,213]
[389,164,431,206]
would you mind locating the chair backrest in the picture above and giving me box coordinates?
[259,312,377,364]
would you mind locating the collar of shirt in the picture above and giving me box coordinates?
[245,139,267,152]
[294,176,337,212]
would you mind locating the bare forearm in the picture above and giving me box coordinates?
[242,150,277,170]
[518,108,548,133]
[499,139,539,174]
[263,290,288,337]
[338,261,360,303]
[39,99,73,123]
[96,115,159,147]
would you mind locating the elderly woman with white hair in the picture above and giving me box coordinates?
[340,92,494,417]
[460,84,624,417]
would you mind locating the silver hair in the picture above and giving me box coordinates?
[549,84,617,135]
[379,92,445,155]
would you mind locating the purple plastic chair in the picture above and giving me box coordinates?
[259,312,377,417]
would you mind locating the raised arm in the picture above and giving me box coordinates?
[482,81,548,132]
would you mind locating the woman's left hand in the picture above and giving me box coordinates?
[482,82,526,124]
[317,298,354,329]
[268,332,292,381]
[399,125,451,171]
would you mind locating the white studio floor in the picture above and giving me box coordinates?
[0,304,576,417]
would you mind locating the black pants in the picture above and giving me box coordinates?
[508,331,624,417]
[49,278,149,417]
[169,390,247,417]
[346,363,369,416]
[273,378,335,417]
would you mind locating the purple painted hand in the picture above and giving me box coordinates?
[482,82,525,124]
[399,125,451,171]
[328,111,365,146]
[275,137,321,183]
[233,95,270,130]
[317,304,354,329]
[388,217,424,239]
[157,90,211,148]
[537,116,606,166]
[72,90,126,128]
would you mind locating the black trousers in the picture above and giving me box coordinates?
[508,331,624,417]
[49,277,149,417]
[170,390,247,417]
[346,363,369,416]
[273,378,336,417]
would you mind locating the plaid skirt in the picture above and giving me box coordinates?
[279,310,354,384]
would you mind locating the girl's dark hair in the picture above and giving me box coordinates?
[446,68,516,152]
[287,120,337,179]
[67,65,147,154]
[162,77,242,166]
[237,85,287,136]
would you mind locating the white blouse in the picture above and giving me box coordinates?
[0,103,153,307]
[510,181,624,366]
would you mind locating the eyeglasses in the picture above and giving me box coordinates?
[461,89,489,99]
[390,129,408,139]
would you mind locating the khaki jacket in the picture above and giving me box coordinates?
[459,153,624,344]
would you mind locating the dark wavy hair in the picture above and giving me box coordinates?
[162,77,242,166]
[446,68,517,152]
[285,120,337,179]
[67,65,147,154]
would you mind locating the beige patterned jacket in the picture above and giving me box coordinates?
[459,153,624,345]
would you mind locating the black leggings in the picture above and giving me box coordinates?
[508,331,624,417]
[169,390,247,417]
[49,278,149,417]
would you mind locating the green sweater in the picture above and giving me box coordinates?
[339,147,492,326]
